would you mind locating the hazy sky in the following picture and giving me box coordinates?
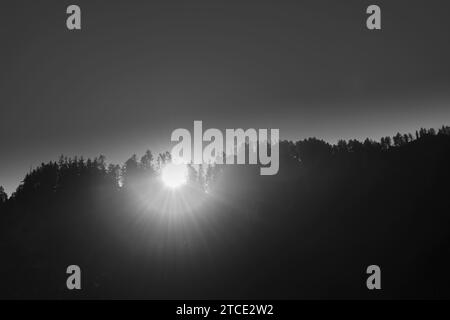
[1,0,450,194]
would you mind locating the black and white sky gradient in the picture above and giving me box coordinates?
[1,0,450,194]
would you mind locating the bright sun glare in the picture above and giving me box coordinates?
[161,163,188,189]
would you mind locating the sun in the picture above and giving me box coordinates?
[161,163,188,188]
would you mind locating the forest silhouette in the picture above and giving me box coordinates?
[1,126,450,299]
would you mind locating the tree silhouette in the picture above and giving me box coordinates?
[121,154,140,188]
[0,186,7,203]
[140,150,155,172]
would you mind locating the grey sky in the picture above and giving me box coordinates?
[1,0,450,194]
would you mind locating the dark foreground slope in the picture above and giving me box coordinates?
[1,133,450,299]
